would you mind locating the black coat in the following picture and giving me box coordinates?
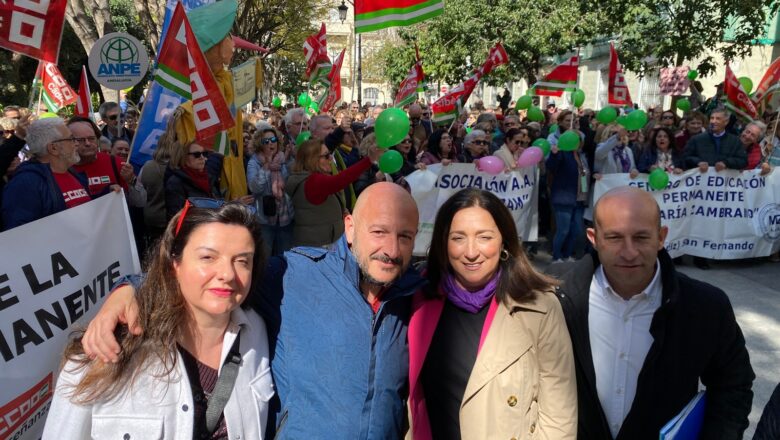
[754,382,780,440]
[546,250,754,440]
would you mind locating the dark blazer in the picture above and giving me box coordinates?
[683,131,746,169]
[546,250,754,440]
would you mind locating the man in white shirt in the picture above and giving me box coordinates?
[547,186,754,440]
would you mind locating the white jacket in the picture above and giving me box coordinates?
[42,307,273,440]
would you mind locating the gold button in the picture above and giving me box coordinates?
[507,395,517,407]
[530,424,536,433]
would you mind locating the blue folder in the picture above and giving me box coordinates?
[659,391,706,440]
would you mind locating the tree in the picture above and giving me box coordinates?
[378,0,602,87]
[601,0,779,76]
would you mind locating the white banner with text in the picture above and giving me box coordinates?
[0,193,140,440]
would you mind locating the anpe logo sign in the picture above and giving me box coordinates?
[88,32,149,90]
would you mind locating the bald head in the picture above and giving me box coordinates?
[594,186,661,231]
[408,104,422,120]
[353,182,419,227]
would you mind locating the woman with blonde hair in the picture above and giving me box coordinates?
[43,201,273,439]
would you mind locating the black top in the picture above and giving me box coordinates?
[420,298,489,440]
[178,346,228,440]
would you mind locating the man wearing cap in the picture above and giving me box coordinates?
[171,0,247,200]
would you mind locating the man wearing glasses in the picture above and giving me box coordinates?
[1,118,116,230]
[98,101,134,144]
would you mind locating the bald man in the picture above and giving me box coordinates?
[82,183,425,438]
[547,187,753,440]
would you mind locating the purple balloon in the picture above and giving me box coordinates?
[516,147,543,168]
[477,156,505,175]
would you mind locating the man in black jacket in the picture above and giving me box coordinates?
[547,186,754,440]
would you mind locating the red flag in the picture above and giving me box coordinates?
[394,47,424,107]
[724,64,758,120]
[320,49,345,112]
[432,43,508,123]
[531,56,579,97]
[751,57,780,107]
[303,23,331,84]
[0,0,67,63]
[75,66,93,118]
[39,61,76,112]
[608,43,632,106]
[156,2,235,144]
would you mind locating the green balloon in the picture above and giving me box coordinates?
[272,97,282,108]
[571,89,586,108]
[379,149,403,174]
[596,107,617,124]
[375,108,411,148]
[558,130,580,151]
[39,112,59,119]
[309,101,320,114]
[738,77,753,94]
[527,106,545,122]
[515,95,533,110]
[626,110,648,130]
[648,168,670,190]
[532,138,551,156]
[465,127,473,134]
[687,69,698,81]
[676,98,691,112]
[295,131,311,146]
[549,123,559,135]
[298,92,311,107]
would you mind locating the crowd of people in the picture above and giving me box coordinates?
[2,84,780,439]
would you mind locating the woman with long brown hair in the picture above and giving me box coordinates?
[43,201,273,439]
[407,188,576,439]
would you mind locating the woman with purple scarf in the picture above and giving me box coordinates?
[593,124,639,177]
[406,189,577,439]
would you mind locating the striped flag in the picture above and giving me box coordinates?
[355,0,444,34]
[724,63,757,120]
[154,2,234,149]
[74,66,93,118]
[531,56,579,97]
[751,56,780,110]
[303,23,332,86]
[608,43,632,106]
[319,49,345,112]
[33,61,77,112]
[431,43,508,124]
[394,46,424,107]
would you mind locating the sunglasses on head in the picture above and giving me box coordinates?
[174,197,257,236]
[261,136,278,144]
[187,151,209,159]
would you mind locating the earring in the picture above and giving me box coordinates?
[500,248,510,261]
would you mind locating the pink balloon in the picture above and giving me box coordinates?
[516,147,543,168]
[477,156,505,175]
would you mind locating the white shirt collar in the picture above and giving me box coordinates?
[595,259,662,302]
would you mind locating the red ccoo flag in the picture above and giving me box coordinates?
[608,42,633,106]
[74,66,93,118]
[724,64,757,120]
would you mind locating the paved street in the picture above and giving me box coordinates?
[533,251,779,438]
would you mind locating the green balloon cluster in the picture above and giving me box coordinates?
[375,108,410,148]
[379,150,403,174]
[596,107,617,124]
[558,130,581,151]
[515,95,532,110]
[298,93,312,107]
[272,97,282,108]
[617,110,648,131]
[676,98,691,112]
[571,89,585,108]
[648,168,669,190]
[527,106,545,122]
[532,138,551,156]
[739,77,753,94]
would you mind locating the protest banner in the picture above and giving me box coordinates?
[232,58,257,108]
[594,169,780,259]
[405,163,539,256]
[0,193,141,440]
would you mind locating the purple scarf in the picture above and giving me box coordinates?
[443,270,501,313]
[612,145,632,172]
